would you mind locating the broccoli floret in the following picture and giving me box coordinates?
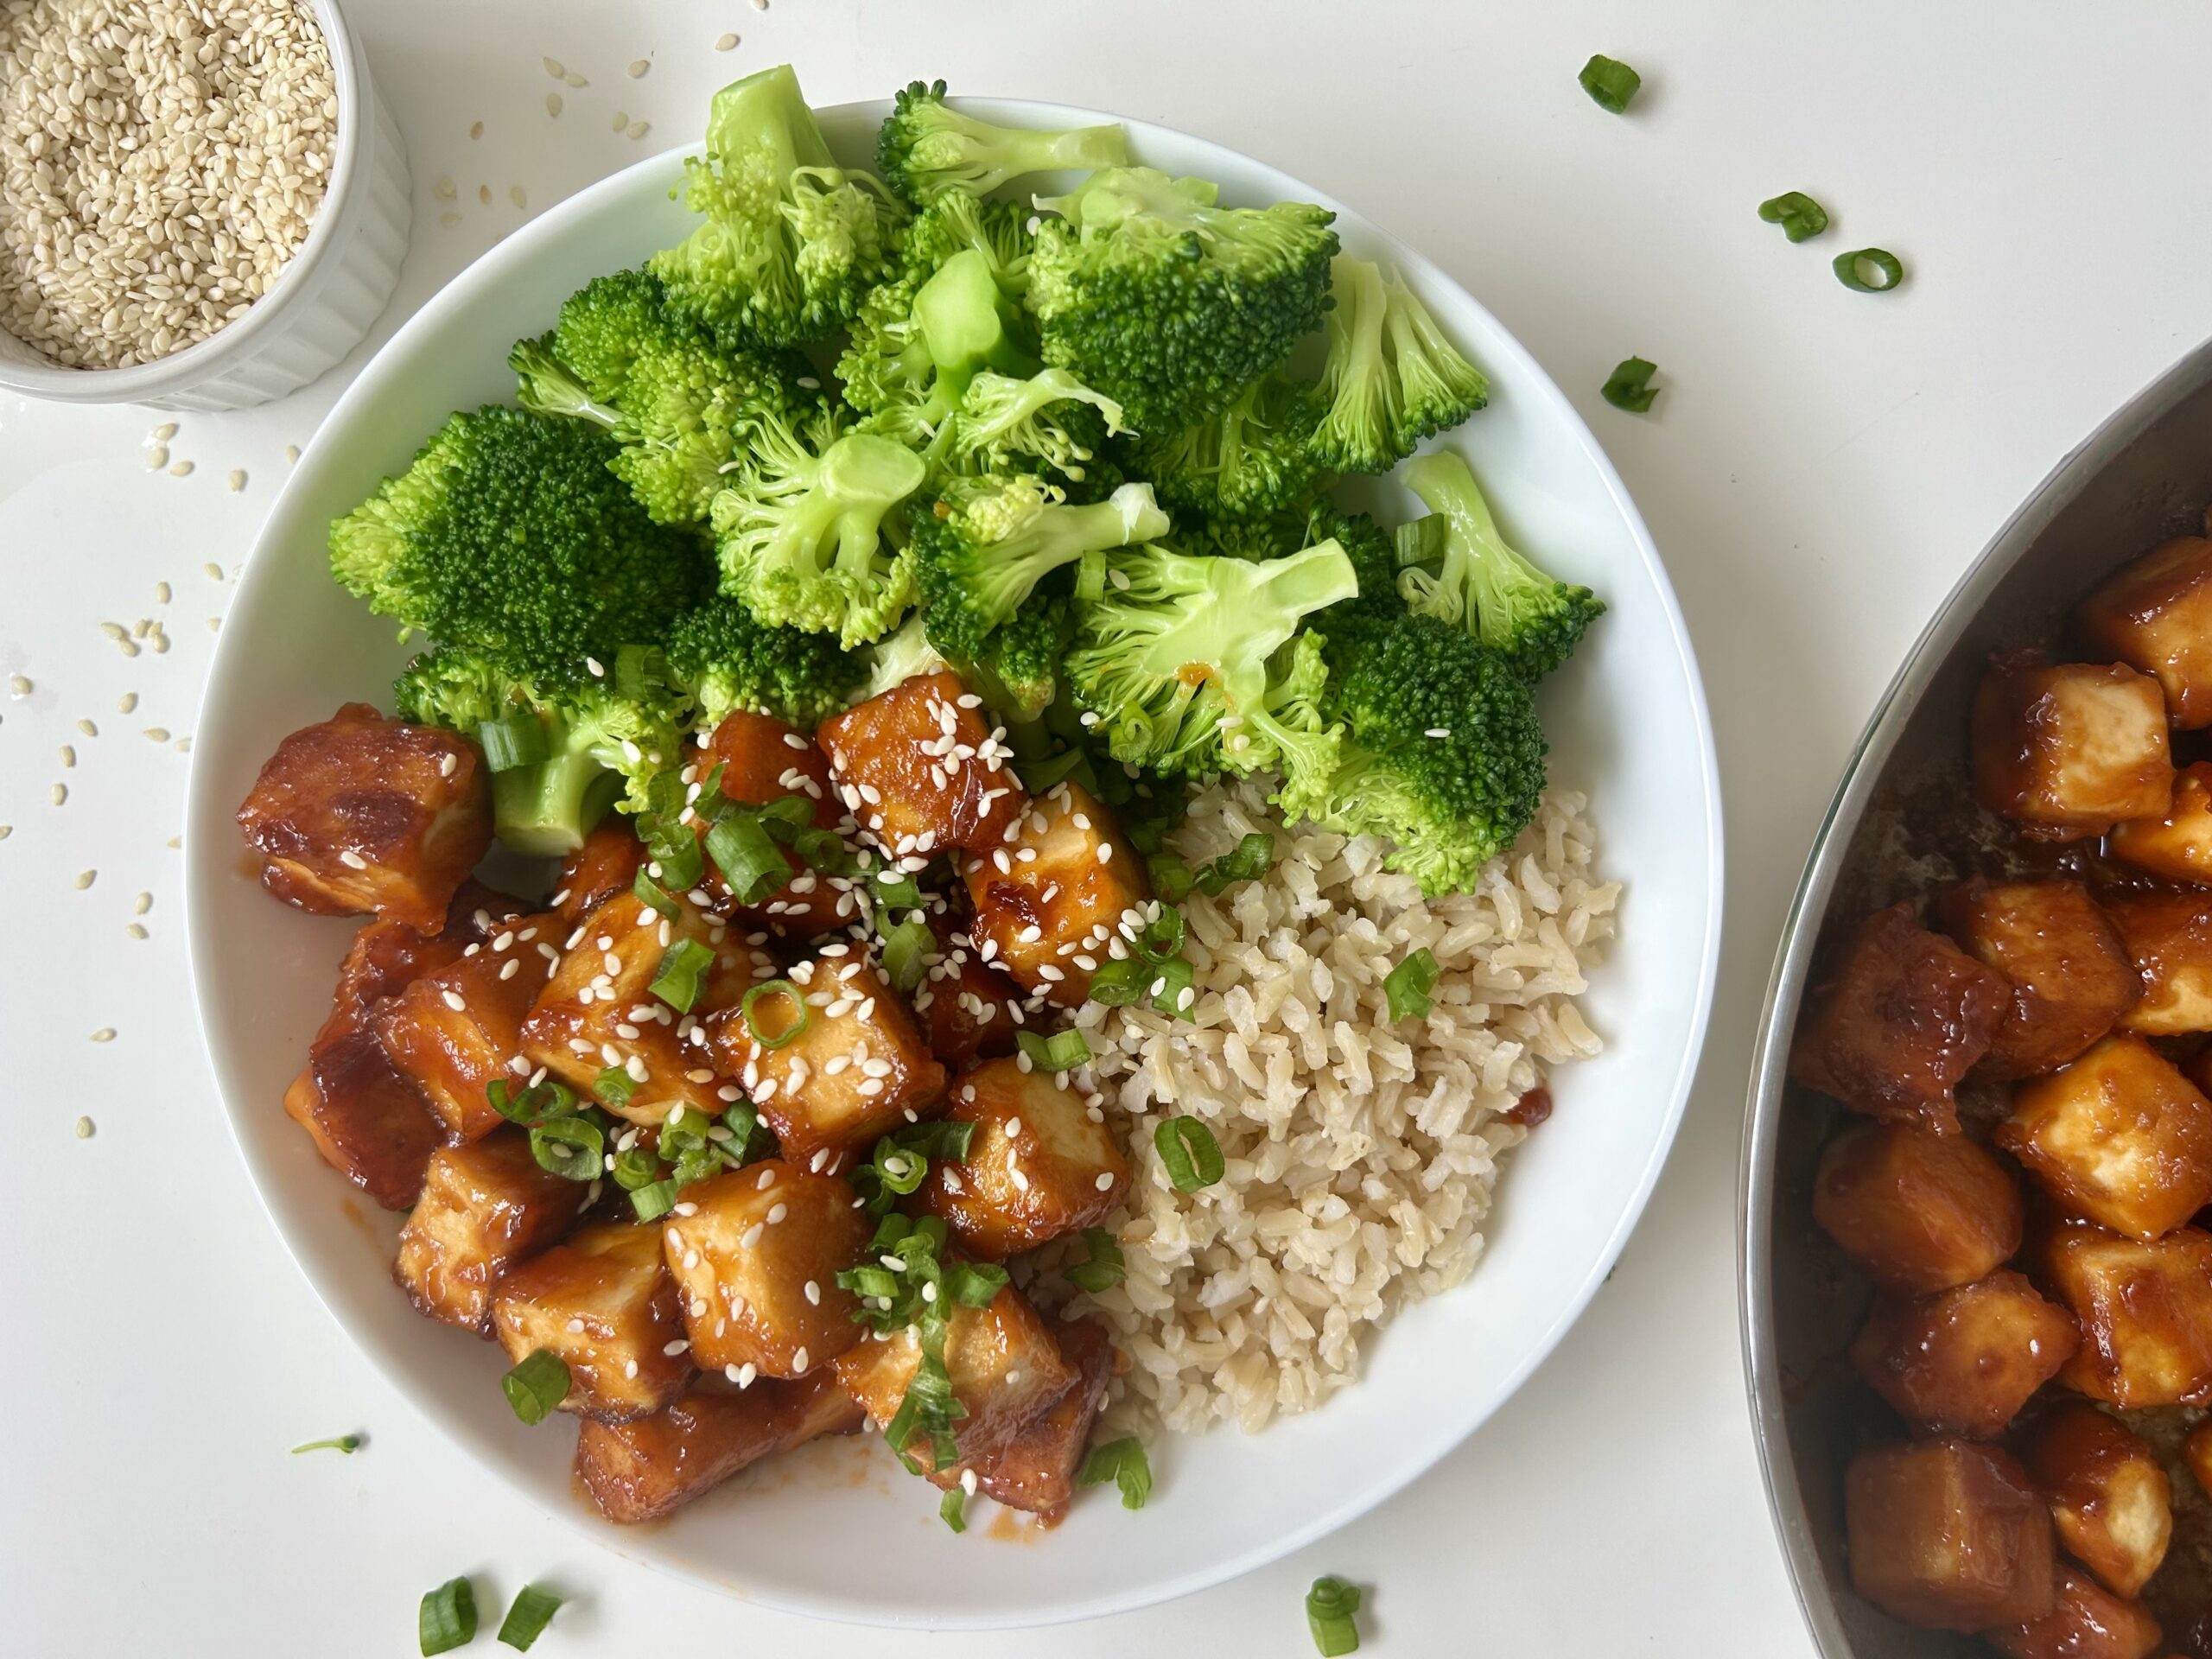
[331,405,711,681]
[1297,601,1548,892]
[395,646,683,856]
[1123,371,1323,521]
[899,190,1036,292]
[1027,167,1338,432]
[709,407,928,647]
[537,270,696,405]
[929,367,1124,483]
[914,474,1167,661]
[836,194,1034,414]
[1308,257,1489,475]
[853,612,950,702]
[649,64,906,352]
[1064,538,1357,794]
[1396,449,1602,679]
[664,595,864,730]
[876,79,1128,206]
[1302,504,1399,612]
[969,592,1071,721]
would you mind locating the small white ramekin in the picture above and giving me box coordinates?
[0,0,411,412]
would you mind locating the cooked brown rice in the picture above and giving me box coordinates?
[1029,779,1618,1436]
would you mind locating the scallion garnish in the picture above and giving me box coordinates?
[1076,1435,1153,1509]
[944,1259,1009,1308]
[529,1114,604,1181]
[593,1065,636,1112]
[1834,246,1905,293]
[880,914,934,994]
[631,866,679,918]
[1018,1027,1092,1073]
[629,1177,682,1221]
[610,1145,659,1192]
[496,1583,563,1651]
[501,1349,571,1426]
[740,978,808,1048]
[486,1076,576,1128]
[1065,1227,1125,1294]
[648,937,715,1013]
[869,1137,930,1199]
[1306,1577,1363,1656]
[1146,855,1194,905]
[1383,947,1440,1022]
[1600,357,1660,412]
[475,713,544,773]
[1154,1116,1224,1192]
[939,1489,969,1533]
[418,1576,478,1656]
[1134,906,1185,963]
[706,810,787,905]
[1147,954,1196,1020]
[791,824,855,879]
[872,868,925,912]
[1578,53,1641,113]
[721,1097,763,1162]
[1198,833,1274,893]
[289,1433,361,1455]
[1758,190,1828,242]
[1085,955,1151,1007]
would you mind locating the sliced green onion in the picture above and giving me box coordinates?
[1147,955,1196,1021]
[905,1119,976,1161]
[791,825,855,878]
[1086,955,1151,1007]
[706,811,787,905]
[610,1145,659,1191]
[944,1260,1009,1309]
[289,1433,361,1455]
[1600,357,1660,413]
[880,914,934,994]
[872,868,925,912]
[648,937,715,1013]
[1196,833,1273,893]
[1147,854,1194,905]
[631,867,679,918]
[486,1076,576,1128]
[939,1488,969,1533]
[1306,1577,1363,1656]
[1076,1435,1152,1510]
[1134,907,1185,963]
[652,832,705,896]
[1834,246,1905,292]
[740,979,809,1049]
[419,1576,478,1656]
[753,793,814,833]
[870,1136,930,1198]
[529,1115,603,1181]
[1384,947,1440,1022]
[1018,1027,1092,1073]
[629,1178,682,1221]
[501,1349,571,1426]
[721,1098,762,1161]
[497,1583,563,1651]
[475,712,544,773]
[1154,1116,1224,1192]
[1758,190,1828,242]
[841,1263,903,1301]
[593,1065,636,1112]
[1065,1227,1125,1294]
[1578,53,1641,113]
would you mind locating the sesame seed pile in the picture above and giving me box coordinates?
[0,0,336,369]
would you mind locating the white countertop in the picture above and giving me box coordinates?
[5,2,2203,1651]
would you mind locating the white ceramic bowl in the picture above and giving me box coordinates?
[183,99,1722,1629]
[0,0,410,412]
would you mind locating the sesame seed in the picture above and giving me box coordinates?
[663,1338,690,1357]
[715,30,739,48]
[143,727,169,743]
[545,92,563,117]
[438,753,456,777]
[741,1223,764,1249]
[89,1027,115,1043]
[804,1280,820,1305]
[338,849,367,870]
[441,989,466,1012]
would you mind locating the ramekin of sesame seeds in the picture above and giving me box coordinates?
[0,0,410,411]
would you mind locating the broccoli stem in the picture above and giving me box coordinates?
[1402,448,1536,628]
[509,337,620,429]
[490,743,625,857]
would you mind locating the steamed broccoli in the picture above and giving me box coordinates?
[650,64,906,352]
[1064,537,1357,798]
[330,405,711,681]
[1396,450,1602,679]
[664,595,864,729]
[1308,257,1489,475]
[853,611,950,702]
[876,79,1128,205]
[531,270,696,407]
[394,646,683,856]
[709,407,928,647]
[1027,167,1338,432]
[931,367,1124,483]
[1123,371,1324,521]
[913,474,1168,661]
[899,189,1037,291]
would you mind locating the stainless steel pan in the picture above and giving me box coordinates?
[1739,336,2212,1657]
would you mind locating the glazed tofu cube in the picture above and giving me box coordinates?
[393,1130,587,1332]
[1984,1565,2163,1659]
[236,702,491,931]
[376,911,564,1142]
[519,892,739,1126]
[1971,652,2174,841]
[702,950,947,1168]
[575,1372,863,1524]
[2109,762,2212,884]
[1848,1270,2078,1437]
[491,1222,692,1422]
[702,709,839,817]
[833,1278,1076,1469]
[914,920,1025,1069]
[1997,1035,2212,1240]
[1845,1438,2056,1631]
[554,818,646,926]
[1936,879,2139,1078]
[2035,1221,2212,1407]
[2076,533,2212,729]
[658,1163,871,1378]
[927,1316,1116,1520]
[1813,1124,2023,1294]
[1789,905,2009,1135]
[920,1057,1132,1260]
[2017,1402,2171,1599]
[2104,892,2212,1035]
[323,916,471,1026]
[817,671,1027,857]
[964,781,1150,1008]
[283,1028,444,1211]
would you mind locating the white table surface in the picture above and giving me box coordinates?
[4,2,2202,1651]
